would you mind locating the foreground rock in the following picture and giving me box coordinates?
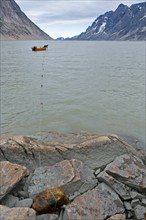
[0,133,146,220]
[63,183,124,220]
[36,214,58,220]
[0,205,36,220]
[104,154,146,193]
[28,159,97,198]
[107,214,126,220]
[0,136,63,172]
[0,161,28,200]
[98,170,131,200]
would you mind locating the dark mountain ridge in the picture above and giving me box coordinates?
[70,2,146,41]
[0,0,52,40]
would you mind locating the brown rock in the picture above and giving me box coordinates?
[32,188,68,214]
[0,205,36,220]
[0,161,28,200]
[144,212,146,220]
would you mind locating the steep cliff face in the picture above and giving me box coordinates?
[0,0,52,40]
[71,2,146,41]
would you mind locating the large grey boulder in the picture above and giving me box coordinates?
[0,134,143,172]
[59,135,141,169]
[98,170,131,200]
[28,159,97,198]
[63,183,124,220]
[0,136,63,172]
[133,204,146,220]
[104,154,146,193]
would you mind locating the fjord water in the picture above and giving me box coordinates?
[1,41,145,146]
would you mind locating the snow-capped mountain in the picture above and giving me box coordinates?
[70,2,146,41]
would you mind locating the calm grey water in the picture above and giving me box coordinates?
[1,41,145,146]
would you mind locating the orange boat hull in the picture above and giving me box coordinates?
[32,47,47,51]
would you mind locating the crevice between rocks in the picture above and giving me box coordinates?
[54,147,66,161]
[10,139,29,156]
[0,148,8,161]
[106,170,146,195]
[31,150,36,161]
[107,135,135,149]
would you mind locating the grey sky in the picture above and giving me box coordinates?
[15,0,144,38]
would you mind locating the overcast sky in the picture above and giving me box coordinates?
[15,0,144,39]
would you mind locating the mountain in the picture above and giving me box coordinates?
[56,37,65,41]
[70,2,146,41]
[0,0,52,40]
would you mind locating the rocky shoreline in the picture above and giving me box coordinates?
[0,132,146,220]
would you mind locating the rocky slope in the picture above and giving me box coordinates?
[0,0,52,40]
[0,133,146,220]
[70,2,146,41]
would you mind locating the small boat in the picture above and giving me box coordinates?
[32,45,48,51]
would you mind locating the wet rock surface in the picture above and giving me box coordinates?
[0,132,146,220]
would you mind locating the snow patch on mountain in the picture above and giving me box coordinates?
[70,2,146,41]
[98,22,106,33]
